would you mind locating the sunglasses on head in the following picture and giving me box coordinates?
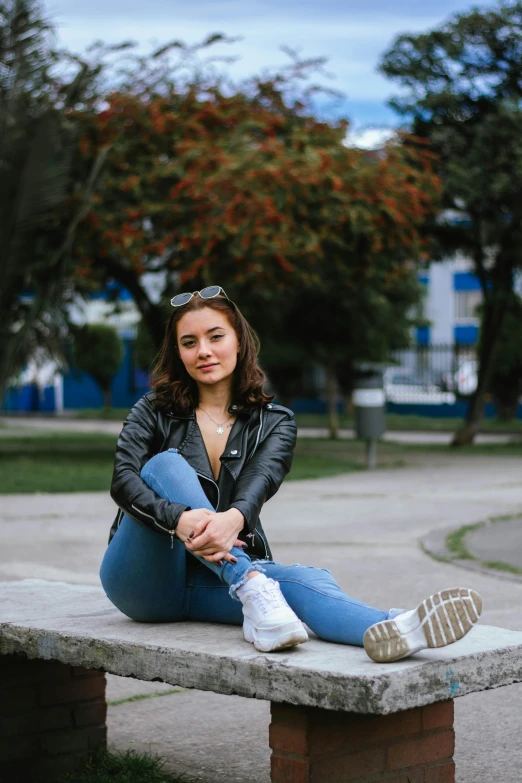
[170,285,229,308]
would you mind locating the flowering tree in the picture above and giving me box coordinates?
[71,73,439,433]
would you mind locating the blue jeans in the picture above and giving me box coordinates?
[100,450,389,646]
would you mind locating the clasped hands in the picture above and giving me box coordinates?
[175,507,246,565]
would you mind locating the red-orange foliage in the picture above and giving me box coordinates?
[71,87,440,304]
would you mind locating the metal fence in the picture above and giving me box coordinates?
[386,344,477,403]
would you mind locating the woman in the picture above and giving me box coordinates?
[100,286,482,663]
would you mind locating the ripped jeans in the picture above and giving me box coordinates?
[100,450,389,646]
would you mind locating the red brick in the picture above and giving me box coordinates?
[0,657,71,686]
[383,771,424,783]
[40,725,106,756]
[270,702,310,730]
[425,761,456,783]
[72,666,99,678]
[73,701,107,728]
[271,754,309,783]
[422,702,454,731]
[388,730,455,771]
[308,708,422,754]
[0,734,39,762]
[30,750,91,782]
[0,685,39,714]
[38,675,106,706]
[0,705,71,737]
[310,746,386,782]
[269,722,309,755]
[0,656,42,685]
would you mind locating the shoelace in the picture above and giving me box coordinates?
[252,579,288,615]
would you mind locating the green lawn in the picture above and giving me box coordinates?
[0,433,397,493]
[295,412,522,432]
[1,432,521,494]
[71,407,522,433]
[0,434,116,493]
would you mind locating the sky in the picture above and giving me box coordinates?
[47,0,492,146]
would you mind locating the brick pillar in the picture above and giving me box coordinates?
[0,654,107,783]
[269,700,455,783]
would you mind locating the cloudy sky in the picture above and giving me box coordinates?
[48,0,491,139]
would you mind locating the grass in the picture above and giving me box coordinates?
[107,688,187,707]
[57,749,191,783]
[65,407,522,432]
[443,514,522,577]
[0,432,409,493]
[0,434,116,493]
[1,430,522,494]
[282,412,522,433]
[445,522,484,560]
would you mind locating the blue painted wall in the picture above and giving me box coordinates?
[454,325,479,345]
[453,272,481,291]
[415,326,431,345]
[63,339,146,410]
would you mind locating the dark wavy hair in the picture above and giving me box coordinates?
[151,294,274,414]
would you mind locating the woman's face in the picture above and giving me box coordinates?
[176,307,239,388]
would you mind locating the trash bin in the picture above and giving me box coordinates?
[353,367,385,468]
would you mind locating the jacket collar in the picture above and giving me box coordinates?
[177,414,246,482]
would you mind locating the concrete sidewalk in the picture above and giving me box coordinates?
[1,454,522,781]
[466,517,522,570]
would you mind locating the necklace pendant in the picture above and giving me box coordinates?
[216,426,224,435]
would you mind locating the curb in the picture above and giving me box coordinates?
[420,522,522,585]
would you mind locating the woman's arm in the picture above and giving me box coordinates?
[110,396,190,535]
[228,414,297,534]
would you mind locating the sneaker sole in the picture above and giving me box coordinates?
[363,588,483,663]
[243,618,309,652]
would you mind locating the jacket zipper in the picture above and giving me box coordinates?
[132,470,220,549]
[196,471,221,510]
[131,503,176,548]
[245,409,268,556]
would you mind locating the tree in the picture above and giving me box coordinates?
[134,318,159,373]
[380,1,522,444]
[72,324,123,408]
[0,0,107,402]
[69,56,438,441]
[482,294,522,420]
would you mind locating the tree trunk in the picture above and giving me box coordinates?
[452,300,506,446]
[494,394,520,422]
[101,383,112,410]
[325,360,339,439]
[101,258,166,348]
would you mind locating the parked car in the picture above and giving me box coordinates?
[441,360,478,396]
[384,369,456,404]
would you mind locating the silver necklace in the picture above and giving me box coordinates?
[198,406,234,435]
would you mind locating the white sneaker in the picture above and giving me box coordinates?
[238,575,309,652]
[363,587,482,663]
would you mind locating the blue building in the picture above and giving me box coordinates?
[415,257,482,348]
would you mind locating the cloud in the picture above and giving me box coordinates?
[49,0,491,123]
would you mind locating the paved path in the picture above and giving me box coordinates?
[467,518,522,570]
[0,414,519,444]
[1,454,522,781]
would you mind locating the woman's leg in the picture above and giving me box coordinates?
[100,449,260,621]
[258,561,389,646]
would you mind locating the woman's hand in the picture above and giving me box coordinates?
[175,508,214,544]
[184,508,246,564]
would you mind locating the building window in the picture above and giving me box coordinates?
[455,290,482,322]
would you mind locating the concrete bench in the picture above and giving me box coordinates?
[2,581,522,783]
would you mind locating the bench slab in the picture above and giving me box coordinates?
[2,580,522,715]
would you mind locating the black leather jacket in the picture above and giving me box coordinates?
[109,392,297,561]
